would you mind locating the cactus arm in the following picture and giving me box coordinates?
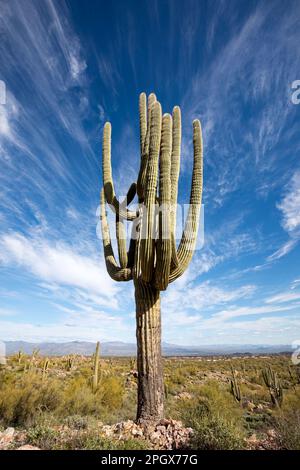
[115,183,138,269]
[170,106,181,267]
[140,101,162,282]
[169,119,203,283]
[102,122,137,221]
[100,189,132,281]
[139,92,147,156]
[137,93,157,201]
[155,113,172,290]
[116,212,128,268]
[123,182,137,206]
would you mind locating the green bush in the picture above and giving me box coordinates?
[276,410,300,450]
[180,382,245,450]
[101,376,124,410]
[60,377,103,417]
[27,424,60,450]
[191,413,244,450]
[0,373,62,427]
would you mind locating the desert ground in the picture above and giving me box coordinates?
[0,352,299,450]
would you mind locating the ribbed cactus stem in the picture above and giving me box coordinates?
[262,366,283,407]
[102,122,137,221]
[140,101,162,282]
[137,93,156,201]
[155,113,172,290]
[42,358,49,380]
[92,341,100,393]
[230,366,241,403]
[170,106,181,267]
[101,190,132,281]
[169,119,203,282]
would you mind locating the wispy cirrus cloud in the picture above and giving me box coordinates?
[0,232,118,308]
[277,170,300,234]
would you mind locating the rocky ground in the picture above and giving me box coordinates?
[0,418,281,450]
[0,419,193,451]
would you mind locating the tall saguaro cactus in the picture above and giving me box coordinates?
[100,92,203,422]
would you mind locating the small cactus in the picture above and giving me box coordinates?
[66,355,74,371]
[230,365,241,403]
[92,341,101,393]
[262,366,283,407]
[42,358,49,380]
[17,350,23,365]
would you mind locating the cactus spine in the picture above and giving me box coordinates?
[100,92,203,422]
[262,366,283,407]
[92,341,100,393]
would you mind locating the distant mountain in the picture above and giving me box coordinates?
[2,340,292,357]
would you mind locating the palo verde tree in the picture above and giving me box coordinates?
[100,92,203,423]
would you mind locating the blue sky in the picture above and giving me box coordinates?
[0,0,300,345]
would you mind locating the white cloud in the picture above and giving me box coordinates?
[0,233,118,306]
[165,280,256,312]
[0,315,134,343]
[212,303,299,322]
[277,171,300,233]
[0,308,16,317]
[266,239,298,262]
[266,292,300,304]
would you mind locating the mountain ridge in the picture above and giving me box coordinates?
[1,340,292,357]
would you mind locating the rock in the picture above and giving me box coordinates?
[98,418,193,450]
[149,431,161,444]
[16,445,40,450]
[267,429,277,439]
[159,418,172,426]
[0,427,15,448]
[131,427,143,437]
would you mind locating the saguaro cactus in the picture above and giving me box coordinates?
[230,365,241,403]
[262,366,283,407]
[100,92,203,422]
[92,341,100,393]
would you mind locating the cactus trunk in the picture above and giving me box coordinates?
[135,280,164,422]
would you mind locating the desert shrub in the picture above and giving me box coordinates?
[179,382,245,450]
[77,434,148,450]
[27,423,149,450]
[60,377,103,417]
[170,369,186,385]
[276,410,300,450]
[100,376,124,410]
[27,424,60,450]
[0,373,62,427]
[64,415,89,430]
[191,413,244,450]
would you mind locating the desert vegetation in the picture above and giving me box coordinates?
[0,350,299,450]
